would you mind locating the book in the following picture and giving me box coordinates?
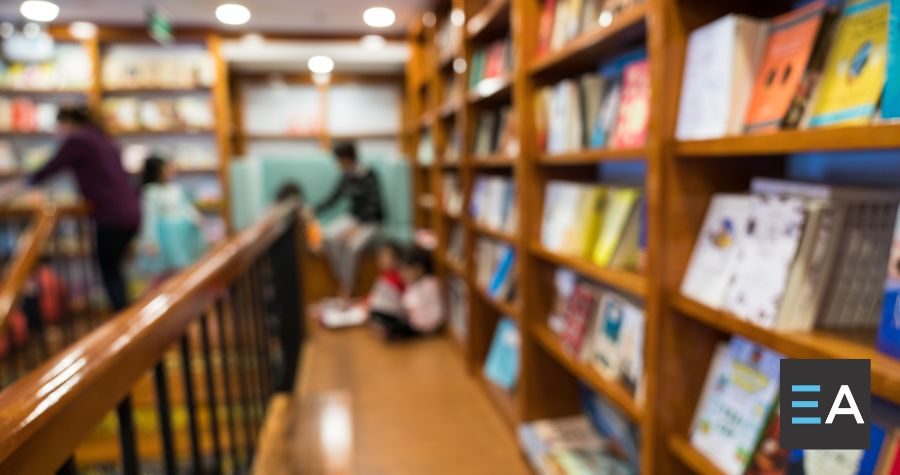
[549,268,578,334]
[518,416,609,475]
[610,59,650,148]
[488,245,517,299]
[690,337,782,475]
[560,282,601,355]
[746,407,789,475]
[582,290,644,393]
[879,204,900,359]
[484,317,520,391]
[448,277,469,340]
[744,1,828,133]
[549,448,633,475]
[676,14,769,140]
[581,385,640,468]
[538,0,559,56]
[319,303,367,329]
[884,0,900,119]
[808,0,890,127]
[591,187,641,267]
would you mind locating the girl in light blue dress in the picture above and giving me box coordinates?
[138,156,207,277]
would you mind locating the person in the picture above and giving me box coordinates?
[138,156,206,278]
[366,242,406,317]
[370,245,444,340]
[276,182,322,252]
[28,105,141,312]
[316,142,384,299]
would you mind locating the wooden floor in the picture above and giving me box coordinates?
[290,325,532,475]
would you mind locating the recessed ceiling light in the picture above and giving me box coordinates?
[308,55,334,74]
[364,7,396,28]
[361,34,386,50]
[68,21,97,40]
[216,3,251,25]
[22,22,41,38]
[450,8,465,27]
[20,1,59,23]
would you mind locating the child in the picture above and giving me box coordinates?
[138,156,206,278]
[276,182,322,252]
[321,241,405,328]
[370,245,445,340]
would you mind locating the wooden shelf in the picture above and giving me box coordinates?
[668,435,724,475]
[530,243,647,298]
[532,324,642,420]
[671,294,900,406]
[442,208,462,220]
[331,131,398,140]
[438,99,463,118]
[675,123,900,157]
[467,0,511,42]
[471,222,517,244]
[0,89,87,96]
[478,374,518,428]
[440,160,462,169]
[474,285,519,319]
[245,133,322,141]
[103,86,212,95]
[444,257,465,276]
[528,5,648,82]
[112,129,216,138]
[417,196,437,210]
[471,154,516,168]
[466,75,513,106]
[537,148,646,165]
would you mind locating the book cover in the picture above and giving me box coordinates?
[884,0,900,119]
[878,205,900,359]
[583,291,644,392]
[744,0,827,133]
[610,59,650,148]
[723,194,807,328]
[746,407,789,475]
[484,318,520,391]
[690,337,782,475]
[538,0,558,56]
[488,245,516,299]
[560,282,600,355]
[518,416,609,475]
[590,77,622,148]
[581,385,641,468]
[591,187,640,267]
[808,0,890,127]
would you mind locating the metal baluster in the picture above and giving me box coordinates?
[215,298,242,474]
[180,333,203,473]
[241,271,266,427]
[116,396,140,475]
[229,283,255,464]
[252,264,274,399]
[200,313,223,474]
[55,456,78,475]
[154,360,177,475]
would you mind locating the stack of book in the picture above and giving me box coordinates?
[484,317,520,391]
[677,0,900,139]
[0,140,55,174]
[444,122,462,164]
[536,0,644,56]
[548,268,644,395]
[447,224,465,267]
[518,415,632,475]
[102,53,216,91]
[448,276,469,340]
[475,238,517,303]
[469,36,514,90]
[102,96,214,133]
[689,336,900,475]
[541,181,646,272]
[0,44,92,91]
[680,178,900,332]
[473,106,518,158]
[120,142,218,174]
[471,175,517,233]
[536,50,649,153]
[0,99,61,133]
[442,174,464,216]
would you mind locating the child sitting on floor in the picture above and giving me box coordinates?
[370,245,445,340]
[320,242,405,328]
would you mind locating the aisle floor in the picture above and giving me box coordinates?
[296,325,531,475]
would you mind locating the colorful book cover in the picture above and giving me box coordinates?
[488,245,516,298]
[610,59,650,149]
[584,291,644,392]
[581,384,641,469]
[690,336,782,475]
[746,407,789,475]
[591,187,640,267]
[484,318,520,390]
[879,205,900,358]
[808,0,890,127]
[560,282,600,355]
[744,0,827,133]
[537,0,558,56]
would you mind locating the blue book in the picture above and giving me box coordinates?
[883,0,900,118]
[484,318,520,390]
[488,245,515,298]
[878,206,900,359]
[580,384,640,471]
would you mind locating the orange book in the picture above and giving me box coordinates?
[537,0,557,56]
[744,0,827,133]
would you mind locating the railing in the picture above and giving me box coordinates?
[0,202,305,474]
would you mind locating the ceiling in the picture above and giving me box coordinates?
[0,0,427,35]
[223,38,409,73]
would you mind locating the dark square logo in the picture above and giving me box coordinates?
[780,359,870,450]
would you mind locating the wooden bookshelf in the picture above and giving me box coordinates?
[467,0,510,41]
[668,436,724,475]
[0,89,89,96]
[445,257,465,276]
[676,123,900,156]
[466,75,514,106]
[536,148,646,165]
[474,284,519,320]
[102,87,212,95]
[529,243,647,298]
[532,324,642,420]
[470,223,517,244]
[471,154,517,167]
[478,374,519,427]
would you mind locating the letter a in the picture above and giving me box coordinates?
[825,385,864,424]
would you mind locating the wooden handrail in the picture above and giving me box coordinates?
[0,203,299,474]
[0,202,59,335]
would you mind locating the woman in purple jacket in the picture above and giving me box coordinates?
[29,105,141,312]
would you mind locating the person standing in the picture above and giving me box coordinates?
[28,105,141,312]
[315,142,384,300]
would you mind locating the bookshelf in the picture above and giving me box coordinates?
[410,0,900,473]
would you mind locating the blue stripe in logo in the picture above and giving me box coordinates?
[791,385,821,392]
[791,417,822,425]
[791,400,819,408]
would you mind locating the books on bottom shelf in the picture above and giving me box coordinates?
[475,238,517,303]
[689,335,900,475]
[471,175,518,234]
[680,178,900,333]
[548,268,644,397]
[484,317,520,391]
[879,206,900,360]
[518,415,633,475]
[541,180,646,273]
[537,49,649,153]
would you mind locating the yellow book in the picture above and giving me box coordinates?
[808,0,889,127]
[580,187,607,259]
[560,186,607,258]
[591,187,640,267]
